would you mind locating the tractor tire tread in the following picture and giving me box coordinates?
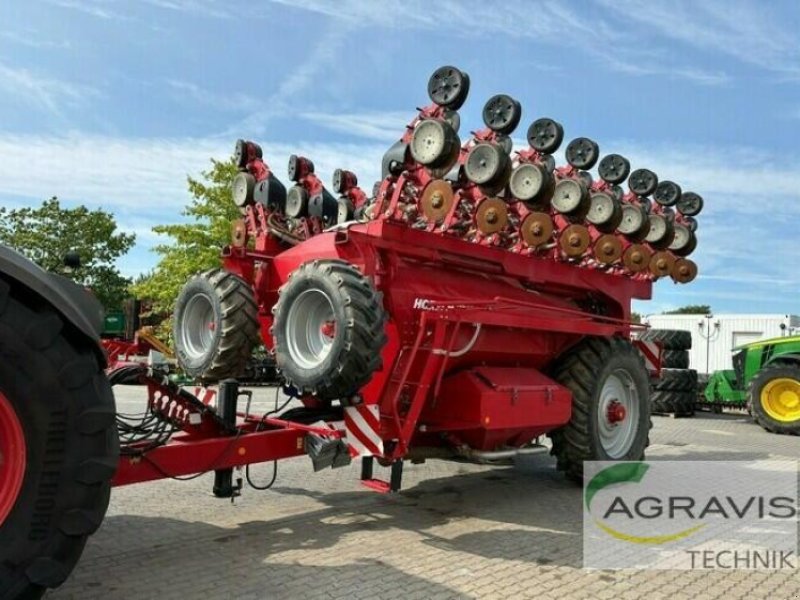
[548,337,651,482]
[0,278,118,599]
[639,328,692,350]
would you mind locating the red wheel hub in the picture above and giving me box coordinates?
[607,400,626,424]
[0,390,26,527]
[320,320,336,338]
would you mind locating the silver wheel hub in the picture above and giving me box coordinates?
[179,293,216,360]
[285,289,337,370]
[597,368,640,459]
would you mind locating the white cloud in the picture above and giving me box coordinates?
[44,0,124,20]
[0,30,72,49]
[269,0,730,86]
[299,111,412,142]
[594,0,800,78]
[139,0,236,19]
[0,61,99,117]
[165,80,261,113]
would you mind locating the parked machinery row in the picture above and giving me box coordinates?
[231,66,701,285]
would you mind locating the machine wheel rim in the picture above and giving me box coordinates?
[597,368,639,459]
[761,378,800,423]
[286,289,337,370]
[0,390,26,527]
[179,292,217,360]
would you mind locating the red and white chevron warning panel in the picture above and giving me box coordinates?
[192,386,217,406]
[344,404,384,457]
[634,340,662,375]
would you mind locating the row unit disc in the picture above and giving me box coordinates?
[410,119,461,170]
[669,225,697,256]
[232,172,256,208]
[509,162,553,204]
[420,179,455,224]
[649,251,676,278]
[644,213,675,248]
[593,234,623,264]
[587,192,622,231]
[520,212,553,247]
[671,258,698,283]
[465,143,511,188]
[623,244,651,273]
[551,178,590,216]
[475,197,508,234]
[559,224,591,257]
[618,203,649,237]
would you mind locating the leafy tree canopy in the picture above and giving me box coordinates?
[132,159,239,316]
[663,304,712,315]
[0,197,135,309]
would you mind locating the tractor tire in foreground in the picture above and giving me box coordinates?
[639,328,692,351]
[549,337,651,481]
[0,278,118,599]
[174,269,260,383]
[747,363,800,435]
[273,260,387,400]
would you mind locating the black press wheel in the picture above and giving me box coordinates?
[427,66,470,110]
[598,154,631,184]
[565,137,600,170]
[677,192,704,217]
[549,337,651,481]
[527,118,564,154]
[272,260,387,400]
[654,180,682,206]
[482,94,522,135]
[0,277,118,598]
[628,168,659,197]
[174,269,260,383]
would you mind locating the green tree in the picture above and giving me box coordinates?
[0,197,135,309]
[631,312,642,324]
[132,158,239,316]
[663,304,711,315]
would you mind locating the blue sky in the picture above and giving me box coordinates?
[1,0,798,316]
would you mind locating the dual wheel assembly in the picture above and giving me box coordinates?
[173,261,387,400]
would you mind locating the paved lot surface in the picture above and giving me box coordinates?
[49,386,800,599]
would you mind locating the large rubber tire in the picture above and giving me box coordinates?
[651,390,695,416]
[548,337,651,482]
[653,368,698,392]
[272,260,387,400]
[173,269,260,383]
[639,328,691,350]
[662,349,689,369]
[747,364,800,435]
[0,278,118,599]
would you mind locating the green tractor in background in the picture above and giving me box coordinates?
[703,334,800,435]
